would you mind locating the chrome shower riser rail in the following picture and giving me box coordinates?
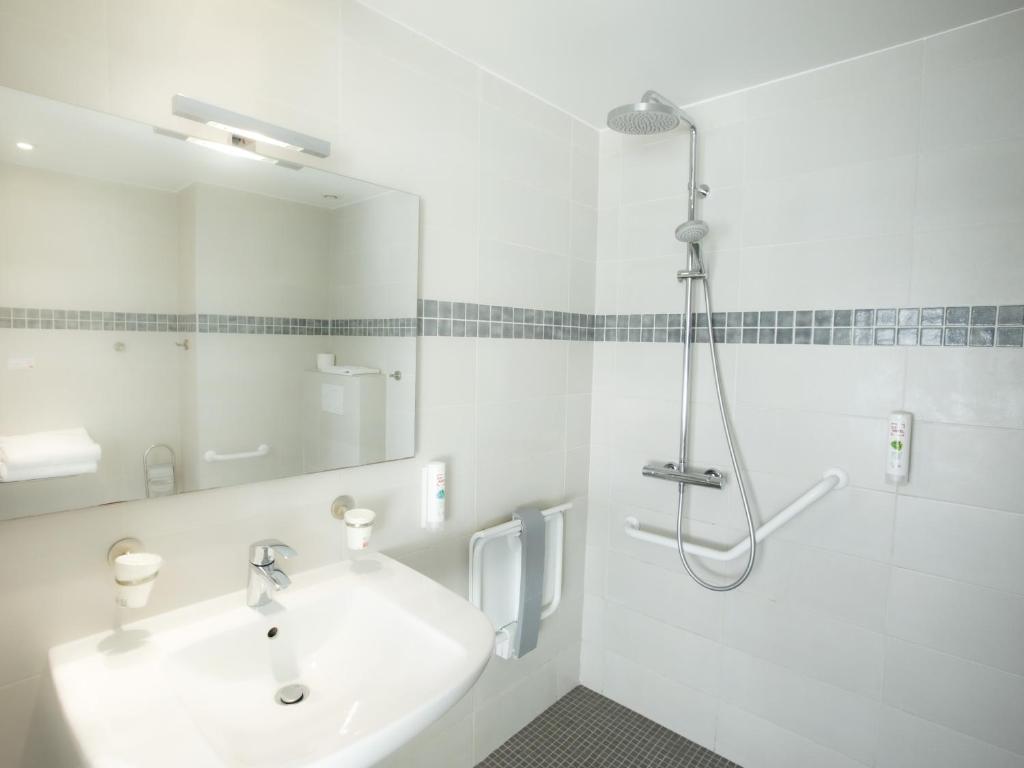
[625,468,848,562]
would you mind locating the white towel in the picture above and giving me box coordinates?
[0,461,98,482]
[0,428,102,470]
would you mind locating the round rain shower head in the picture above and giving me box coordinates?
[675,219,709,243]
[607,101,680,135]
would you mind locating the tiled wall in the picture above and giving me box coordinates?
[0,2,596,766]
[582,10,1024,768]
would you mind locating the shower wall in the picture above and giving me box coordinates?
[583,10,1024,768]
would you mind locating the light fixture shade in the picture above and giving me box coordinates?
[171,94,330,158]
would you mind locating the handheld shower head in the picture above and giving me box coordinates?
[675,219,709,243]
[607,101,680,135]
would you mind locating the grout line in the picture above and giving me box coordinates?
[674,7,1024,114]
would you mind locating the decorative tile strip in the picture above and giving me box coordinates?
[416,300,1024,348]
[5,302,1022,347]
[0,307,416,337]
[332,318,417,337]
[199,314,413,335]
[0,307,194,332]
[416,299,595,341]
[199,313,331,335]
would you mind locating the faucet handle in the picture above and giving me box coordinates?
[249,539,297,566]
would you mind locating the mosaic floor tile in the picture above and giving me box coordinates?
[476,686,741,768]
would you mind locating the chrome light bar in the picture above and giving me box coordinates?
[642,462,724,489]
[172,94,331,158]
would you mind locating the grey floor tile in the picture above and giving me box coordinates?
[475,686,741,768]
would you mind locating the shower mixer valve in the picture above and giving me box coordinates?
[641,462,725,489]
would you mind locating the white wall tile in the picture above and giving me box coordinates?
[781,545,892,632]
[744,42,923,119]
[719,647,881,765]
[604,551,724,642]
[744,74,920,183]
[478,239,569,310]
[735,345,906,419]
[739,234,914,309]
[904,348,1024,429]
[722,591,886,697]
[920,10,1024,151]
[480,174,571,255]
[903,420,1024,511]
[481,104,572,198]
[886,568,1024,675]
[716,705,867,768]
[476,339,567,403]
[604,601,721,695]
[883,638,1024,756]
[876,707,1024,768]
[915,139,1024,232]
[893,495,1024,594]
[743,154,917,247]
[620,135,690,205]
[910,224,1024,305]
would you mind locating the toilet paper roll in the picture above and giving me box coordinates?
[317,353,335,371]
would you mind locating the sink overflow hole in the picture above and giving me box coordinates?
[275,684,309,706]
[267,627,278,638]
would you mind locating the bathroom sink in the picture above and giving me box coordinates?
[49,554,495,768]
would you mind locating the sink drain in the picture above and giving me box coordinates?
[275,684,309,706]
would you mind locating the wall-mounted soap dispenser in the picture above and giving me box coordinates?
[107,538,162,608]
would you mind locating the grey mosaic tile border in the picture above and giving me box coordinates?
[417,299,1024,348]
[332,317,417,337]
[0,307,195,332]
[0,307,415,337]
[5,302,1023,347]
[417,299,595,340]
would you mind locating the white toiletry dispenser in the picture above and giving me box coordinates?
[886,411,912,485]
[108,538,162,608]
[421,461,446,530]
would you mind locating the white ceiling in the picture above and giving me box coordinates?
[357,0,1024,126]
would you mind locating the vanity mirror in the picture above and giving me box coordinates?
[0,87,419,521]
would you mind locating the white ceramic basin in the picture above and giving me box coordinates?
[49,554,495,767]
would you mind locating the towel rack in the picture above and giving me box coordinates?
[203,444,270,463]
[624,468,848,562]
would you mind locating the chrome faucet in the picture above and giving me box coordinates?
[247,539,297,608]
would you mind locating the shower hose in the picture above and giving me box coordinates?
[675,249,758,591]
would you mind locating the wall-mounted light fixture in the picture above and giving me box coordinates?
[15,141,34,151]
[171,94,330,158]
[153,127,303,170]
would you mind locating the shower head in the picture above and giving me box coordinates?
[675,219,709,243]
[607,101,680,135]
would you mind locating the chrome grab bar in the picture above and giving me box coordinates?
[642,462,724,489]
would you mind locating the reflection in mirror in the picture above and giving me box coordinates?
[0,87,419,521]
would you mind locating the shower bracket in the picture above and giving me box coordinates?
[642,462,724,489]
[677,269,707,281]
